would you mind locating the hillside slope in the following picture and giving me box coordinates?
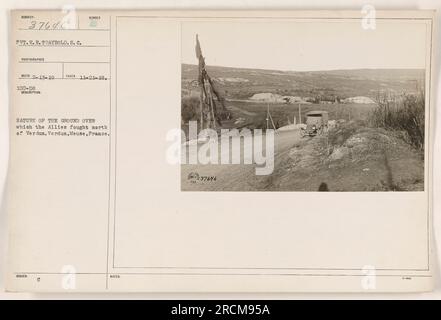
[269,121,424,191]
[182,64,425,101]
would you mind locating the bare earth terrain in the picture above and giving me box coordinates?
[181,121,424,191]
[181,65,425,191]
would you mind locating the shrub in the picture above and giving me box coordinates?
[181,96,200,123]
[181,95,231,125]
[368,92,425,150]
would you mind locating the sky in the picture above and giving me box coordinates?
[181,20,428,71]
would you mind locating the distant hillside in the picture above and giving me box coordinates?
[182,64,425,101]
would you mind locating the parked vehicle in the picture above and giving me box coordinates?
[301,111,329,137]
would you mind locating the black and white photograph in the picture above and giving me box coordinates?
[1,8,438,296]
[180,19,428,191]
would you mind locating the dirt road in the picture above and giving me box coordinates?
[181,129,302,191]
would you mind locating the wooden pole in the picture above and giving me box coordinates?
[298,103,302,124]
[199,90,204,130]
[207,84,216,129]
[269,111,276,130]
[195,34,225,130]
[266,104,269,130]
